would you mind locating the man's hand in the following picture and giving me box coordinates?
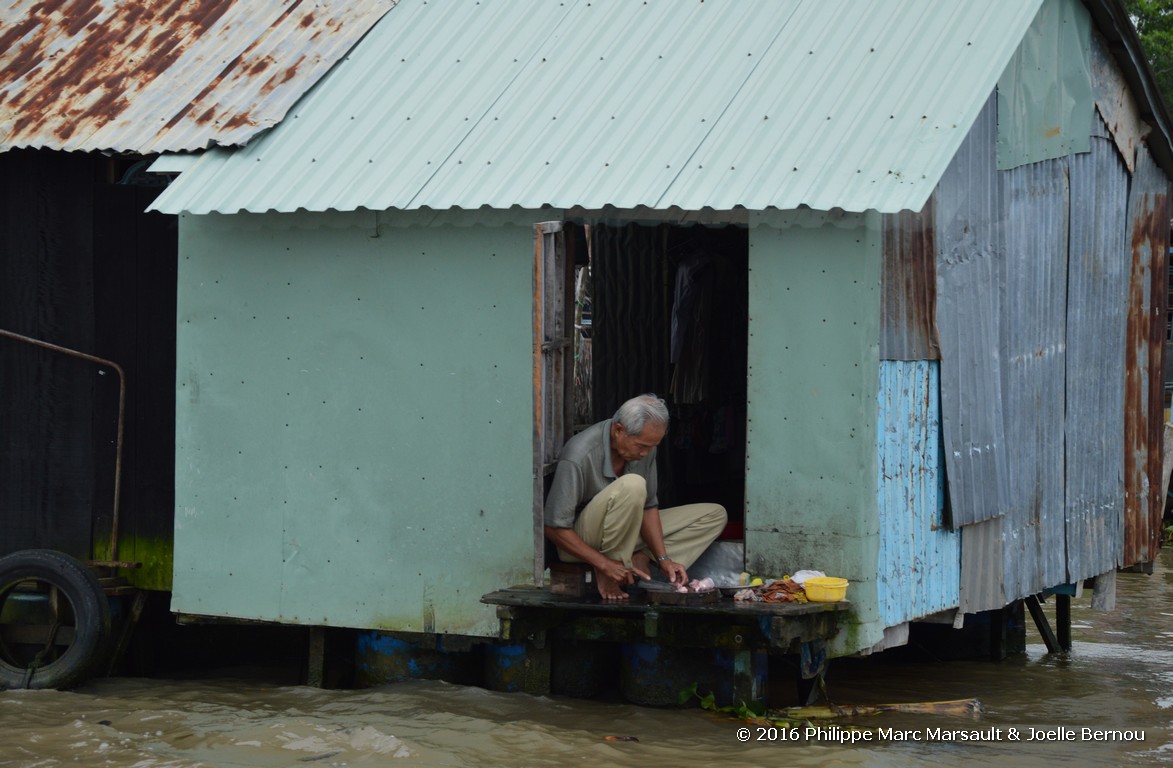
[658,558,688,585]
[595,558,652,600]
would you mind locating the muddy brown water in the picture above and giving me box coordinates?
[3,552,1172,767]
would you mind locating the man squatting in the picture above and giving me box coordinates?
[543,393,728,600]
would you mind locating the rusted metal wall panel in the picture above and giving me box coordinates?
[1123,143,1170,566]
[876,360,959,625]
[1090,29,1145,174]
[880,200,939,361]
[935,94,1011,531]
[956,116,1170,613]
[0,0,394,153]
[999,157,1070,598]
[1065,115,1128,579]
[1082,0,1173,176]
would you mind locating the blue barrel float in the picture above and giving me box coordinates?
[354,632,479,686]
[621,642,767,707]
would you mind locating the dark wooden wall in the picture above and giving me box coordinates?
[0,149,176,567]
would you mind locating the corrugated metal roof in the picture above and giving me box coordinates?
[151,0,1043,215]
[0,0,395,154]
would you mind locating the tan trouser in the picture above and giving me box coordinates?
[557,474,727,568]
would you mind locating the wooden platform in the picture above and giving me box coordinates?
[482,585,849,652]
[480,586,850,706]
[483,585,847,615]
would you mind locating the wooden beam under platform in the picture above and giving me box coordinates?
[483,587,846,649]
[481,587,849,707]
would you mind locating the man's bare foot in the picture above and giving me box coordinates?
[595,568,630,600]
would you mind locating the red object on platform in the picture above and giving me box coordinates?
[718,520,744,540]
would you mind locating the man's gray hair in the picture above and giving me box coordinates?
[614,394,669,436]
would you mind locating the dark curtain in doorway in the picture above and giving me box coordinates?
[590,223,671,421]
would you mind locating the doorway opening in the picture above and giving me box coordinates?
[587,222,748,538]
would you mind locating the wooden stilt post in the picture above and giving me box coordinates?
[307,627,326,688]
[731,648,767,708]
[797,639,827,706]
[1055,594,1071,651]
[1025,595,1060,653]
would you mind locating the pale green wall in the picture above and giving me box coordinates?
[171,211,535,636]
[745,212,883,652]
[997,0,1092,169]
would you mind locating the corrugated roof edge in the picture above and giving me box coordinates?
[148,154,200,174]
[1084,0,1173,177]
[150,1,1167,217]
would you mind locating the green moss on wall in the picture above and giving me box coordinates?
[93,534,174,592]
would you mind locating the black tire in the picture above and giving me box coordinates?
[0,549,111,690]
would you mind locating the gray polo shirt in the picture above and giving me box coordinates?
[544,418,660,529]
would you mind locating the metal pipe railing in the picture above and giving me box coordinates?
[0,328,126,562]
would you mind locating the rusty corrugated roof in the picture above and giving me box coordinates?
[0,0,395,154]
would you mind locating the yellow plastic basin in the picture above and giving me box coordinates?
[803,576,848,602]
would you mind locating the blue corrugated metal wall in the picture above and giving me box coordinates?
[876,361,959,625]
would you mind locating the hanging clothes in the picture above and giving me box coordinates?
[670,252,713,404]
